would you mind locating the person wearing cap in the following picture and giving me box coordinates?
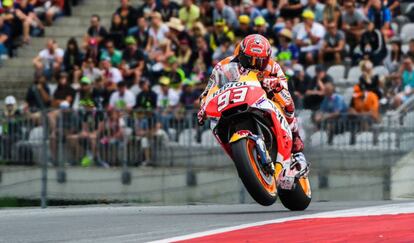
[2,0,33,44]
[165,17,193,53]
[2,95,23,160]
[349,85,380,124]
[178,0,200,29]
[276,28,299,66]
[239,0,261,24]
[294,10,326,65]
[208,18,235,51]
[305,0,324,23]
[213,0,237,29]
[109,81,136,111]
[318,21,345,65]
[163,55,186,86]
[234,15,252,39]
[155,76,179,131]
[120,36,145,86]
[252,16,269,37]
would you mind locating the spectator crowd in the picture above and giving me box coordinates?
[1,0,414,165]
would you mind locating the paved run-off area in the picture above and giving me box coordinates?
[0,201,412,242]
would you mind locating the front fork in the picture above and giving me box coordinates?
[250,135,275,175]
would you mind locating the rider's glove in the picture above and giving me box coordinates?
[262,77,283,93]
[197,107,206,126]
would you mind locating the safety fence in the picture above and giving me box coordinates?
[0,108,413,167]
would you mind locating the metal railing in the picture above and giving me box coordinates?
[0,108,413,167]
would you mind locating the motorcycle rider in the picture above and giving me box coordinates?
[197,34,308,171]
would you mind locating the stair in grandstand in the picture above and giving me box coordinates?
[0,0,123,100]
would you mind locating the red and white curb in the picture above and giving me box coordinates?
[151,202,414,243]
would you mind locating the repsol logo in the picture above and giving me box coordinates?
[213,82,247,97]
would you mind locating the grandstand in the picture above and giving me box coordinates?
[0,0,413,179]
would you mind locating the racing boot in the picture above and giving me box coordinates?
[290,121,309,174]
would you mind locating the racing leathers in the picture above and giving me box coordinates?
[198,55,305,155]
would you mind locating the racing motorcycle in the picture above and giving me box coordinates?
[204,63,311,210]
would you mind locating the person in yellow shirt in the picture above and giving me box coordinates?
[178,0,200,29]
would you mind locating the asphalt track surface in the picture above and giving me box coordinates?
[0,201,400,243]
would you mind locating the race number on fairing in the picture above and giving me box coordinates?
[217,87,248,111]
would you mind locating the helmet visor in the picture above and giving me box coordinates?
[239,52,269,71]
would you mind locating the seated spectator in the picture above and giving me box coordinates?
[384,37,403,74]
[252,16,275,42]
[393,56,414,107]
[0,16,10,59]
[32,38,64,80]
[162,56,186,87]
[213,0,237,29]
[165,17,192,53]
[305,0,324,23]
[212,36,234,65]
[234,15,252,40]
[179,80,199,111]
[383,0,400,17]
[51,72,76,108]
[100,40,123,67]
[63,38,83,84]
[83,14,108,50]
[178,0,200,29]
[67,77,107,167]
[1,95,23,160]
[294,10,326,65]
[120,36,145,86]
[367,0,392,39]
[155,0,179,22]
[406,39,414,60]
[192,36,213,75]
[304,65,333,110]
[33,0,63,26]
[137,0,157,18]
[176,39,193,73]
[313,81,348,144]
[108,13,127,50]
[239,0,261,22]
[101,56,123,86]
[199,0,214,27]
[146,12,169,52]
[128,16,149,48]
[82,57,101,84]
[98,108,124,166]
[289,65,310,108]
[341,0,366,50]
[135,79,157,110]
[109,81,136,111]
[208,19,235,51]
[15,0,45,41]
[358,59,382,99]
[280,0,305,21]
[354,21,387,66]
[276,28,299,66]
[190,22,207,40]
[319,22,345,65]
[92,77,112,110]
[115,0,137,30]
[24,73,51,113]
[349,85,380,125]
[2,0,30,43]
[322,0,341,27]
[155,76,179,131]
